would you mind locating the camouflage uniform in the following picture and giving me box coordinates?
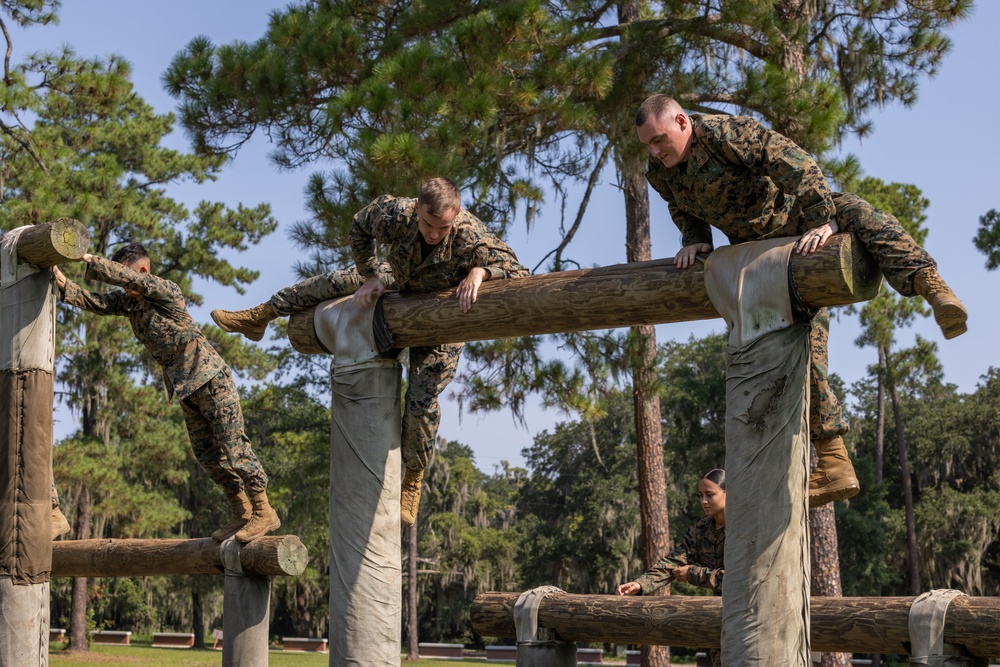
[273,195,529,472]
[646,114,936,440]
[61,257,268,496]
[634,516,725,667]
[634,516,725,596]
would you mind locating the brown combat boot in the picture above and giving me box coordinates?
[400,468,424,527]
[51,507,71,540]
[913,268,968,340]
[809,436,861,508]
[235,490,281,543]
[211,303,280,342]
[212,489,252,542]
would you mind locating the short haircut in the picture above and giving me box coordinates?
[417,177,461,217]
[110,242,149,266]
[702,468,727,491]
[635,94,684,127]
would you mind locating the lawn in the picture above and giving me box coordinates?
[49,644,500,666]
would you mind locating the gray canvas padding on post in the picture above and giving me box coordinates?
[703,238,795,349]
[1,228,56,373]
[0,578,49,667]
[318,296,403,667]
[908,589,987,667]
[705,242,810,667]
[0,228,56,666]
[513,586,576,667]
[220,538,270,667]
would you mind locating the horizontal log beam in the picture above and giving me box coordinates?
[51,536,308,577]
[11,218,90,268]
[288,233,880,354]
[471,592,1000,658]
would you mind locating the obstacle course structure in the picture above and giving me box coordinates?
[0,220,309,667]
[471,590,1000,661]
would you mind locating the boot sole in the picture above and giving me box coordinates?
[808,478,860,508]
[934,303,968,340]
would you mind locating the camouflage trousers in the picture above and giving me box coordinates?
[832,192,935,295]
[268,263,393,316]
[269,264,458,472]
[809,308,849,441]
[402,343,463,471]
[807,193,936,441]
[180,366,268,496]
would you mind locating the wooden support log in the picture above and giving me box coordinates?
[288,233,880,354]
[10,218,90,268]
[470,592,1000,658]
[51,536,308,577]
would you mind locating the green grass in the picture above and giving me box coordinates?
[49,643,498,666]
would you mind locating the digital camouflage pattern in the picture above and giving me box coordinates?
[60,257,268,495]
[274,195,528,472]
[646,113,938,440]
[634,515,725,597]
[349,195,528,291]
[646,114,935,294]
[62,257,224,399]
[180,366,267,495]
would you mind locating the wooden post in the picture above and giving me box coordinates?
[51,536,308,577]
[287,233,880,353]
[8,218,90,268]
[470,592,1000,658]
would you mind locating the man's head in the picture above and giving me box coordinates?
[635,94,693,169]
[416,177,461,246]
[110,242,151,295]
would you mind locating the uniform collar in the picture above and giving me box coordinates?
[684,114,710,172]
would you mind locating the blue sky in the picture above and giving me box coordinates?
[19,2,1000,470]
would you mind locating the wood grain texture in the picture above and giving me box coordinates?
[12,218,90,268]
[288,233,881,354]
[471,593,1000,658]
[51,536,308,577]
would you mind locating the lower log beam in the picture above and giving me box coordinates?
[51,536,308,577]
[471,592,1000,658]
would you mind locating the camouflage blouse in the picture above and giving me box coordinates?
[645,114,835,249]
[61,256,224,400]
[634,516,725,596]
[349,195,528,292]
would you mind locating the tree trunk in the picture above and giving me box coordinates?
[873,344,888,667]
[69,487,91,653]
[887,358,921,595]
[406,519,419,661]
[192,585,205,649]
[621,157,671,667]
[809,503,851,667]
[875,345,887,483]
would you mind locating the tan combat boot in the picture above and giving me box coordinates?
[400,468,424,527]
[913,268,968,340]
[51,507,71,540]
[212,489,252,542]
[235,490,281,543]
[809,436,860,507]
[211,303,280,342]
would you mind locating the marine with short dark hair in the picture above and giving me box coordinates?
[53,243,280,543]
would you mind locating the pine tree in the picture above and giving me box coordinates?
[1,1,278,650]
